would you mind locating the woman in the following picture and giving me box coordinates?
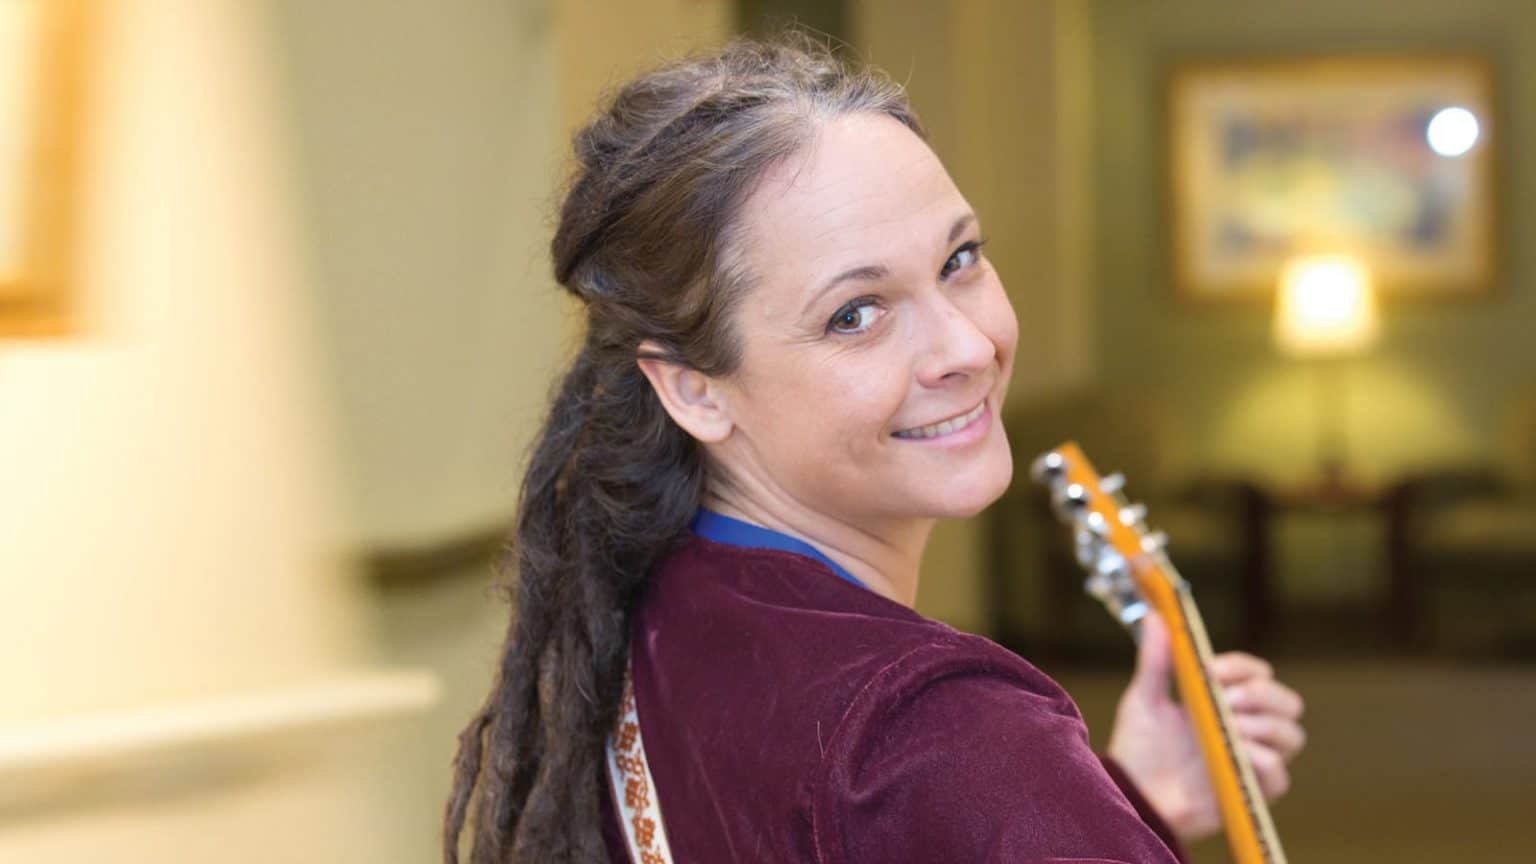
[445,33,1305,863]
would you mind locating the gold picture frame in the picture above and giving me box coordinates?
[1167,55,1499,302]
[0,0,92,337]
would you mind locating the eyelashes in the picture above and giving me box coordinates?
[941,238,988,279]
[824,237,989,336]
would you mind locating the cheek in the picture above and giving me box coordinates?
[739,350,906,460]
[799,353,909,446]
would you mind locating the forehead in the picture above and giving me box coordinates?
[736,113,965,302]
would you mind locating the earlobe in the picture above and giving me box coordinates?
[636,343,733,444]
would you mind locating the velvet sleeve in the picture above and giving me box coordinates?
[1099,755,1189,862]
[809,643,1184,864]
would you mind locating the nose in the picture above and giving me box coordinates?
[913,293,996,389]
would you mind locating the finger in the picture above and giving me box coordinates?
[1245,742,1292,801]
[1210,652,1273,687]
[1232,711,1307,761]
[1126,611,1175,706]
[1226,678,1305,720]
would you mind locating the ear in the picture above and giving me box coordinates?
[636,340,734,444]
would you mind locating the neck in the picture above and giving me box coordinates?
[701,483,931,608]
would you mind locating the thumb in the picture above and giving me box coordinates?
[1126,611,1174,707]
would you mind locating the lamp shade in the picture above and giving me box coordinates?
[1273,255,1380,355]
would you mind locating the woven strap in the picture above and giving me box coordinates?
[606,670,676,864]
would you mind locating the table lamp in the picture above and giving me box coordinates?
[1273,255,1380,490]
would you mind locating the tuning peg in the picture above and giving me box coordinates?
[1074,528,1100,569]
[1075,543,1097,570]
[1031,451,1067,484]
[1120,601,1151,627]
[1084,509,1110,537]
[1094,547,1127,577]
[1118,503,1147,527]
[1059,483,1090,509]
[1140,530,1169,553]
[1084,571,1114,601]
[1100,472,1126,495]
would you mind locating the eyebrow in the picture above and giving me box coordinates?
[803,212,977,317]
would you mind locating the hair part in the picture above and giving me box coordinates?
[443,30,923,863]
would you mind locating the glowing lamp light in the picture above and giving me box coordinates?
[1426,106,1480,157]
[1274,255,1380,356]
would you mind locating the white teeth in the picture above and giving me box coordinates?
[895,401,986,440]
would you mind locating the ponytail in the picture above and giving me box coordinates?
[444,339,702,863]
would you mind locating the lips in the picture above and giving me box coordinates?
[892,400,987,440]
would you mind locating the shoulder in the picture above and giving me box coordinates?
[639,532,953,652]
[642,531,1073,698]
[630,535,1006,859]
[634,533,979,718]
[636,533,1067,723]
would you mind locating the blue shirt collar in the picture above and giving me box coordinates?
[691,508,867,590]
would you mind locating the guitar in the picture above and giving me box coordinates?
[1031,442,1287,864]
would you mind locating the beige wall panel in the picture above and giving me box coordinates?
[0,0,400,861]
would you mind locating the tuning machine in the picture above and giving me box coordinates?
[1082,543,1148,628]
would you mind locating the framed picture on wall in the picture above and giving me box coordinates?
[1167,55,1498,301]
[0,0,92,337]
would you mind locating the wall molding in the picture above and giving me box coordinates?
[0,669,440,811]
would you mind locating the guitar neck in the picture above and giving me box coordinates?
[1155,557,1286,864]
[1031,442,1287,864]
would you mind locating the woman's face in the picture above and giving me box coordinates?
[711,112,1017,525]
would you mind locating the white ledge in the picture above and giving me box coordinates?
[0,669,441,796]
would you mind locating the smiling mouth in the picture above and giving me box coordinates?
[892,400,987,440]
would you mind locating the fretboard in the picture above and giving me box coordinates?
[1165,563,1286,864]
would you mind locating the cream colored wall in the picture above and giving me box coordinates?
[556,0,736,141]
[271,0,570,549]
[268,2,734,861]
[0,0,404,861]
[270,0,733,549]
[852,0,1095,633]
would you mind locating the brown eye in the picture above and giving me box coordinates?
[827,298,881,334]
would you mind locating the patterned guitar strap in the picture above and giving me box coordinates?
[606,666,677,864]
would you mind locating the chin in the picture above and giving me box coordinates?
[931,446,1014,518]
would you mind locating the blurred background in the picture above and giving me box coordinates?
[3,0,1533,861]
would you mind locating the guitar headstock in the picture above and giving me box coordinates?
[1029,441,1183,633]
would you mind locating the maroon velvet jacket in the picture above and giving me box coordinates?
[601,533,1187,863]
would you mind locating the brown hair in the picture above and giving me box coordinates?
[444,31,923,863]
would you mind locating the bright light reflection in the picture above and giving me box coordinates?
[1426,106,1480,157]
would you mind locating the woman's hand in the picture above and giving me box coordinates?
[1106,612,1306,842]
